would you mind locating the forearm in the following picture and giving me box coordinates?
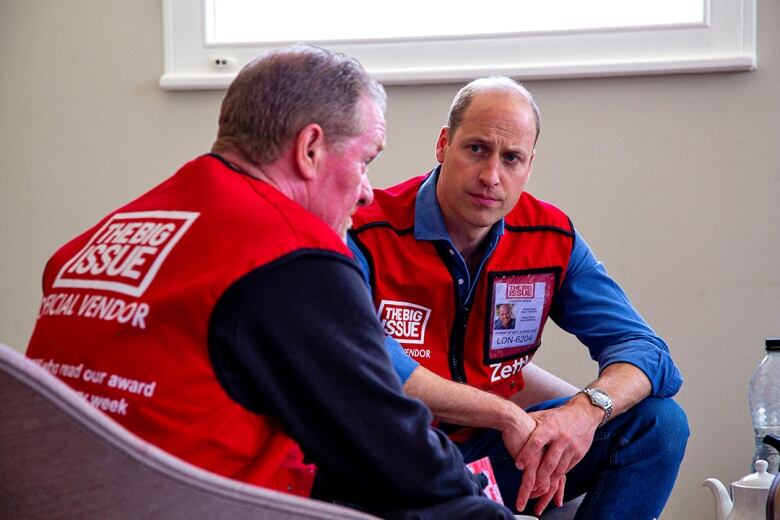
[569,362,652,426]
[554,229,683,398]
[404,365,535,435]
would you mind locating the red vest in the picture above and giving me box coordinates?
[27,154,350,496]
[352,175,574,402]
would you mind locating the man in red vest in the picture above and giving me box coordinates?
[350,77,689,518]
[25,45,514,519]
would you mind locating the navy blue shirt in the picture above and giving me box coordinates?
[349,167,682,398]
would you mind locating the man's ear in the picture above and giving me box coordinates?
[435,126,449,164]
[295,123,326,180]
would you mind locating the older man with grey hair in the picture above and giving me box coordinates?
[27,46,514,519]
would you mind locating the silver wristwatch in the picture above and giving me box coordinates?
[578,387,613,427]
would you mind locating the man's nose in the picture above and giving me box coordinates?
[357,175,374,207]
[479,156,501,186]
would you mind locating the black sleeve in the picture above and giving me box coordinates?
[209,249,482,509]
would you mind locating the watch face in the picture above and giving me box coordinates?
[581,388,612,426]
[586,388,612,408]
[592,391,610,406]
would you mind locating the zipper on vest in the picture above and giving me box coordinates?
[435,243,469,383]
[449,302,470,383]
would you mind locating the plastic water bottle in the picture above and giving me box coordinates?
[749,338,780,473]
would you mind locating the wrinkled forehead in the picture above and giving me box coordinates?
[455,90,537,147]
[355,95,385,131]
[333,96,386,150]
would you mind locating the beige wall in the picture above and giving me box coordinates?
[2,1,779,517]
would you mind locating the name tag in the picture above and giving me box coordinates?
[484,269,558,363]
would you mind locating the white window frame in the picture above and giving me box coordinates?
[160,0,756,90]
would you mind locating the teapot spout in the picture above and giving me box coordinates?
[703,478,732,520]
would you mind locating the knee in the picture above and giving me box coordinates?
[640,397,689,434]
[633,397,690,455]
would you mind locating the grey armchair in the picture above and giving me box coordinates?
[0,342,375,519]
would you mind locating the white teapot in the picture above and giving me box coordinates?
[703,460,774,520]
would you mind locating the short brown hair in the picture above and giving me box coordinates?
[447,77,540,143]
[213,44,386,165]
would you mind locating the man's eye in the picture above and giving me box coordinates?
[470,144,483,153]
[505,153,519,163]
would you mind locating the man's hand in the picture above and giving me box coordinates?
[498,408,570,516]
[498,407,536,456]
[514,363,653,515]
[514,395,602,515]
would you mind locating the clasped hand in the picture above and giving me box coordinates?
[504,402,599,516]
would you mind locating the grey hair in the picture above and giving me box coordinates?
[213,44,386,165]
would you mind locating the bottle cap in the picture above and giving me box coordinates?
[766,338,780,351]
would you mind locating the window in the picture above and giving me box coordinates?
[161,0,755,90]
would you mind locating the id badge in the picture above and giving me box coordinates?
[484,268,559,363]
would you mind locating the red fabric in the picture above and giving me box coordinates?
[352,175,573,399]
[27,155,349,496]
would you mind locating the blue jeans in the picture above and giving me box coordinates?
[457,396,689,519]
